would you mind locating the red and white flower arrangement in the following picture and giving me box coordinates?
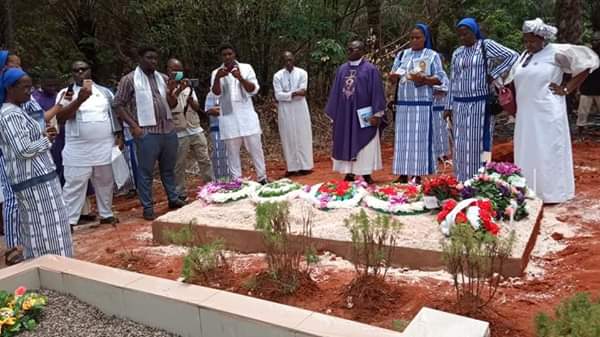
[437,198,500,236]
[422,175,461,209]
[300,179,368,209]
[363,183,426,215]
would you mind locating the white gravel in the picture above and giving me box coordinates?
[20,290,177,337]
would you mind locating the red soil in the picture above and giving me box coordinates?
[72,140,600,337]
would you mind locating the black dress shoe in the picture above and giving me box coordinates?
[299,170,313,176]
[393,175,409,184]
[344,174,355,182]
[284,171,297,178]
[143,210,156,221]
[78,214,97,225]
[362,175,375,185]
[168,199,186,209]
[100,216,119,226]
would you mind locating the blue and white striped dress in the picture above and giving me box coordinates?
[432,78,450,161]
[392,48,448,176]
[205,94,229,181]
[447,39,517,181]
[0,98,46,248]
[0,103,72,259]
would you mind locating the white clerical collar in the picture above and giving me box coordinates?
[349,58,363,66]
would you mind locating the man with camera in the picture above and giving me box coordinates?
[210,43,268,184]
[166,58,213,201]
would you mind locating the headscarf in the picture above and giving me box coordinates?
[415,23,433,50]
[0,50,10,103]
[522,18,557,40]
[457,17,483,40]
[1,68,27,103]
[0,51,8,70]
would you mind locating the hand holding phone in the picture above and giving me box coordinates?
[77,81,93,103]
[216,68,229,79]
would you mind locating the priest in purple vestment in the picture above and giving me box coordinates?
[325,40,387,185]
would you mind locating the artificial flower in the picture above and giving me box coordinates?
[14,287,26,297]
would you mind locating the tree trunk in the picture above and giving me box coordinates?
[591,0,600,32]
[555,0,583,43]
[2,0,15,49]
[366,0,383,51]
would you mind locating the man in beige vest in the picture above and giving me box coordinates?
[167,58,213,200]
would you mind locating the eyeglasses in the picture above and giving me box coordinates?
[72,67,90,73]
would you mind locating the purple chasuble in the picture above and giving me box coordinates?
[325,59,387,161]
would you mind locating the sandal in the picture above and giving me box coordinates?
[4,247,24,266]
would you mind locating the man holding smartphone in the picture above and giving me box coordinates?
[166,58,213,200]
[56,61,122,228]
[210,43,268,184]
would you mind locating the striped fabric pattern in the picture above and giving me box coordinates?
[0,103,72,259]
[17,177,73,259]
[209,116,230,181]
[391,48,447,176]
[0,154,20,248]
[432,104,450,160]
[0,104,55,185]
[447,39,517,181]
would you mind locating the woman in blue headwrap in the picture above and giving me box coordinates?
[0,50,24,264]
[445,18,518,182]
[0,68,73,260]
[389,23,448,184]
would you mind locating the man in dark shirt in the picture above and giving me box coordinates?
[577,32,600,135]
[114,46,182,220]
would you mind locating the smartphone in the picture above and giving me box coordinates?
[171,71,184,81]
[83,79,93,90]
[188,78,200,88]
[59,84,75,106]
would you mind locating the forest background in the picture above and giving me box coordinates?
[1,0,597,156]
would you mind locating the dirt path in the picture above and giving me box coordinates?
[72,139,600,337]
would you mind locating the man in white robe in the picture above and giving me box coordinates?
[210,44,268,184]
[273,51,314,177]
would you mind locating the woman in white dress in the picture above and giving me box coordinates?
[512,18,599,203]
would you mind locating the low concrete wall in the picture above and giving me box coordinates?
[0,255,403,337]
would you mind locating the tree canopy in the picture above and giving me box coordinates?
[1,0,597,99]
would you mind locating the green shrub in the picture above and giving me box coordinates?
[442,223,515,312]
[182,239,228,284]
[535,293,600,337]
[254,202,317,295]
[344,209,402,278]
[162,224,195,247]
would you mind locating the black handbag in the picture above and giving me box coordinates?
[481,40,503,115]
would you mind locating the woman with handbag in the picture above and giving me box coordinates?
[389,23,448,184]
[445,18,518,182]
[512,18,599,203]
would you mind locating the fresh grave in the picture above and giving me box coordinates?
[154,163,544,277]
